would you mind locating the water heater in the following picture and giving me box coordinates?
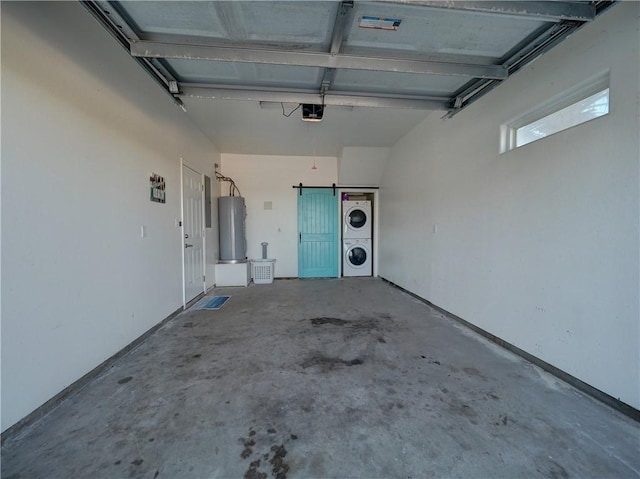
[218,196,246,263]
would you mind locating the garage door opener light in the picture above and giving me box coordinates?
[302,104,324,122]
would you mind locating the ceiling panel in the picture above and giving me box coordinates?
[346,2,548,58]
[119,1,338,47]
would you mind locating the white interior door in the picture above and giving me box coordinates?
[182,164,204,304]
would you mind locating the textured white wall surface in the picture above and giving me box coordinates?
[379,3,640,408]
[338,147,390,186]
[221,154,338,278]
[1,2,219,430]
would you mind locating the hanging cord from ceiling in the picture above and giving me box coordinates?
[281,103,301,118]
[215,172,242,197]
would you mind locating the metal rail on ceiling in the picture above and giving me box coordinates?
[378,1,596,22]
[129,41,508,80]
[180,85,449,110]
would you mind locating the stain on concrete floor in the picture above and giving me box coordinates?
[238,427,292,479]
[309,317,348,326]
[300,353,364,371]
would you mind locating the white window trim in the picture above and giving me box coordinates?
[500,70,610,153]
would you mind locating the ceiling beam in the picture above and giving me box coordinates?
[180,85,449,110]
[131,41,507,79]
[321,69,336,95]
[330,1,354,55]
[378,1,596,22]
[321,1,355,95]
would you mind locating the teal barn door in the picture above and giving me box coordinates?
[298,189,339,278]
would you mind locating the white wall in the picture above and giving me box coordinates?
[338,147,390,186]
[379,3,640,409]
[221,154,337,278]
[1,2,219,430]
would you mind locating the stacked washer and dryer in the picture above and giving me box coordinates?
[342,200,372,276]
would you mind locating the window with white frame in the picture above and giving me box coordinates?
[502,73,610,152]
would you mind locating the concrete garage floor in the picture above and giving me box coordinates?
[2,278,639,478]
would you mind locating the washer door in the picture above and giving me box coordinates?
[347,245,368,267]
[346,207,368,232]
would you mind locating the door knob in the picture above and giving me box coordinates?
[185,243,193,248]
[184,234,189,239]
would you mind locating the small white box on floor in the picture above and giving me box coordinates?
[215,262,250,287]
